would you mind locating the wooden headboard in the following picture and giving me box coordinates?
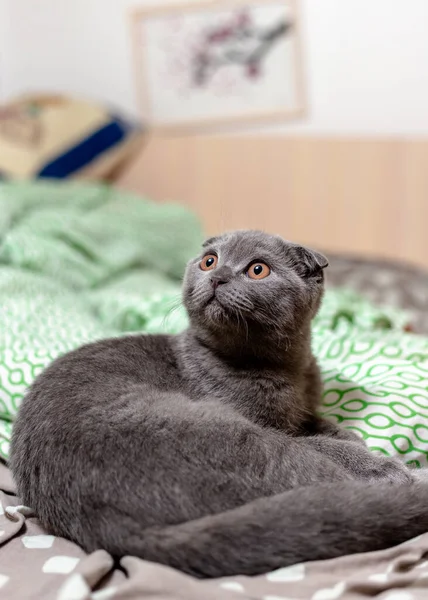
[118,135,428,269]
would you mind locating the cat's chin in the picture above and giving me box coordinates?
[205,295,224,311]
[204,296,231,324]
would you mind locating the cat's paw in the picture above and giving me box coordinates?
[366,459,413,485]
[310,419,365,445]
[410,468,428,483]
[335,429,366,445]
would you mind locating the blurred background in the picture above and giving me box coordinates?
[2,4,428,592]
[0,0,428,267]
[2,0,428,135]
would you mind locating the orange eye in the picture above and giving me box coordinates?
[200,254,218,271]
[247,263,270,280]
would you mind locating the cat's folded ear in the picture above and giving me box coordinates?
[202,236,220,248]
[287,244,329,278]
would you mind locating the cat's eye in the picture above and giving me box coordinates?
[200,254,218,271]
[247,263,271,280]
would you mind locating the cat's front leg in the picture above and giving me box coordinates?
[303,435,414,484]
[306,417,366,445]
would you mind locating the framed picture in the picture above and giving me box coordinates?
[130,0,305,131]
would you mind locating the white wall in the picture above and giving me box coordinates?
[2,0,428,136]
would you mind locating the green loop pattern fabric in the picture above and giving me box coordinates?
[313,290,428,467]
[0,182,427,466]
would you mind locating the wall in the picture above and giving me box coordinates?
[0,0,6,97]
[2,0,428,136]
[118,135,428,267]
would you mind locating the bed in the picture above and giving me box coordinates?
[2,471,428,600]
[326,255,428,336]
[1,180,428,600]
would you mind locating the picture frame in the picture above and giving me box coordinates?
[130,0,306,132]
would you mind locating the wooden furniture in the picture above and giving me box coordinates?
[117,134,428,269]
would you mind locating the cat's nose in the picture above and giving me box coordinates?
[210,267,232,289]
[211,278,226,290]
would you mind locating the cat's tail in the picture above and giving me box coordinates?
[125,481,428,578]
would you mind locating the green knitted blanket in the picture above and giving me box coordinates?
[0,182,427,466]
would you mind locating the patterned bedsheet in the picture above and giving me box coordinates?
[326,254,428,335]
[1,183,428,599]
[2,462,428,600]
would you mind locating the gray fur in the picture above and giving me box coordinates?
[10,230,428,578]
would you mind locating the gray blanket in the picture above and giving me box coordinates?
[1,464,428,600]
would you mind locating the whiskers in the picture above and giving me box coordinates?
[246,303,291,352]
[187,284,290,352]
[235,306,249,343]
[190,286,212,308]
[220,290,254,313]
[218,290,253,340]
[160,294,186,330]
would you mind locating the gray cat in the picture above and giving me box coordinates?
[11,230,428,578]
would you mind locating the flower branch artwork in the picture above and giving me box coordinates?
[131,0,305,131]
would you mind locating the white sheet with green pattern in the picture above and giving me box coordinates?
[312,291,428,468]
[1,182,427,466]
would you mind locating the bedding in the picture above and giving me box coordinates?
[1,181,428,598]
[2,462,428,600]
[0,182,428,467]
[0,181,202,459]
[326,255,428,335]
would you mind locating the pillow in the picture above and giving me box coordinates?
[0,94,142,181]
[313,290,428,468]
[1,282,427,466]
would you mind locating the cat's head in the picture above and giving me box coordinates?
[183,230,327,353]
